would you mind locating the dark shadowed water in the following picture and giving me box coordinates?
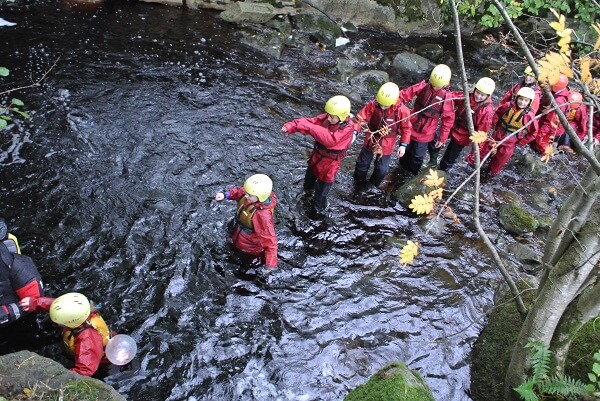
[0,2,584,401]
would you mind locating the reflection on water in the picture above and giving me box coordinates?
[0,2,564,401]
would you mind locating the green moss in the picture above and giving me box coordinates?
[498,203,539,234]
[344,362,435,401]
[565,317,600,379]
[470,281,534,401]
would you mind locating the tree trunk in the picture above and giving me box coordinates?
[551,280,600,373]
[503,207,600,401]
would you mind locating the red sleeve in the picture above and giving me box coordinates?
[578,107,589,139]
[15,280,42,300]
[252,208,278,268]
[397,104,412,144]
[399,81,428,103]
[438,94,456,143]
[226,187,246,201]
[70,328,104,376]
[522,110,538,138]
[30,296,55,312]
[295,117,355,151]
[356,101,376,122]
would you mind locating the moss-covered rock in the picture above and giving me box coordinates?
[498,203,539,235]
[344,362,435,401]
[0,350,125,401]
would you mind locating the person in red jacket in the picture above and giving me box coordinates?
[215,174,278,274]
[0,219,44,327]
[557,91,588,150]
[399,64,456,174]
[498,66,542,114]
[19,292,112,377]
[473,86,538,174]
[533,74,571,153]
[439,77,496,172]
[282,95,357,212]
[353,82,412,187]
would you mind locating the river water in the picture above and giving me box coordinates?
[0,2,572,401]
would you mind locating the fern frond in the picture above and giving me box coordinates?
[514,378,538,401]
[538,375,588,398]
[528,342,552,381]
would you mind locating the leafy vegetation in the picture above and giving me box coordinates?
[514,341,592,401]
[0,67,30,130]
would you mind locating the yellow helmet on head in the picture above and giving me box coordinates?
[429,64,451,88]
[50,293,91,329]
[243,174,273,202]
[376,82,400,107]
[524,66,535,76]
[475,77,495,95]
[516,87,535,101]
[324,95,351,121]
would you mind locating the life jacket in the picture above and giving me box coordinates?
[3,234,20,254]
[235,197,273,232]
[455,96,485,129]
[499,106,527,134]
[414,85,447,118]
[62,312,111,356]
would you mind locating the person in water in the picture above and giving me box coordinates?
[215,174,278,274]
[470,86,538,174]
[281,95,357,213]
[353,82,412,188]
[439,77,496,172]
[398,64,456,173]
[0,218,44,327]
[19,292,113,376]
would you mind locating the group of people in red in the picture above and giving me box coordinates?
[213,63,597,278]
[1,218,134,377]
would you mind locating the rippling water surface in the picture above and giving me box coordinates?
[0,3,581,400]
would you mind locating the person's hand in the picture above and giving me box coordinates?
[214,192,225,201]
[18,297,32,311]
[397,146,406,158]
[435,140,444,148]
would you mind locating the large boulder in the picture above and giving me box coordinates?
[0,350,125,401]
[344,362,435,401]
[498,202,539,236]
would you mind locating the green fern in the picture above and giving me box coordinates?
[514,341,591,401]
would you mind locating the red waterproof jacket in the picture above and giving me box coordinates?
[31,297,105,377]
[227,187,278,268]
[567,105,588,141]
[499,82,542,114]
[283,113,356,183]
[356,99,412,155]
[450,92,494,147]
[492,101,538,146]
[399,80,456,143]
[535,89,571,151]
[594,112,600,142]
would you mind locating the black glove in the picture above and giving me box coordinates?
[0,303,21,326]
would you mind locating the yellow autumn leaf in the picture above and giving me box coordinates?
[549,21,563,32]
[470,130,488,144]
[429,187,444,201]
[549,8,562,23]
[591,79,600,96]
[423,168,444,187]
[409,194,435,215]
[593,23,600,50]
[400,240,419,266]
[23,388,32,396]
[541,144,554,163]
[580,57,593,84]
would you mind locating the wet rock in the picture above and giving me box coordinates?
[392,51,435,78]
[498,202,539,236]
[240,29,288,59]
[508,242,542,273]
[394,168,447,209]
[516,151,546,177]
[219,1,279,24]
[290,13,344,49]
[348,70,390,94]
[416,43,444,61]
[0,350,125,401]
[344,361,435,401]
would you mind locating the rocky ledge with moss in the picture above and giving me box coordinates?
[0,351,125,401]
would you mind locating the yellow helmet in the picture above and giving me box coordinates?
[475,77,495,96]
[524,66,535,76]
[376,82,400,107]
[324,95,351,121]
[516,87,535,101]
[243,174,273,202]
[50,293,91,329]
[429,64,451,88]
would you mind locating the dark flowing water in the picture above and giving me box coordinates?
[0,2,580,400]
